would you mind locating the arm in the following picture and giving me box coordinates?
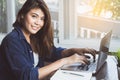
[37,46,91,79]
[38,53,88,79]
[61,48,97,61]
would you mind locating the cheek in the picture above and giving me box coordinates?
[42,22,45,27]
[24,17,31,26]
[28,17,34,24]
[42,21,46,26]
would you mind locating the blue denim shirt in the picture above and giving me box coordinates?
[0,26,64,80]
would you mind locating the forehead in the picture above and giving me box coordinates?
[28,8,45,16]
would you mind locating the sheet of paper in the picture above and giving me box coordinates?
[50,69,92,80]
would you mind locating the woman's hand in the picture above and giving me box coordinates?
[63,53,89,65]
[62,48,97,62]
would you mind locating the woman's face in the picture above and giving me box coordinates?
[23,8,45,35]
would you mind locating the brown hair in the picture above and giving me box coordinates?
[13,0,54,58]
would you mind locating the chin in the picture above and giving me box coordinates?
[30,30,39,34]
[30,32,37,34]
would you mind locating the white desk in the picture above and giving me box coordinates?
[50,55,119,80]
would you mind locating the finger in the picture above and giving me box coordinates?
[79,56,89,64]
[77,53,84,56]
[86,48,96,61]
[79,60,86,64]
[84,55,90,59]
[90,51,96,62]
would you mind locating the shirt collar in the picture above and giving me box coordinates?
[14,26,26,40]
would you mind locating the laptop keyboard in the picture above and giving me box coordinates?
[88,62,97,71]
[77,64,89,70]
[77,61,97,71]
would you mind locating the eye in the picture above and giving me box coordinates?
[32,15,37,18]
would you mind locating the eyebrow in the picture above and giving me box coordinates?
[32,12,45,18]
[32,13,39,16]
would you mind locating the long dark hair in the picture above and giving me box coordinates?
[13,0,54,58]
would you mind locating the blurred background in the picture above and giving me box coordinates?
[0,0,120,51]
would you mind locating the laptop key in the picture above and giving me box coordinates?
[77,64,89,71]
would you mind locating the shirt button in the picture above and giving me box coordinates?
[29,50,32,53]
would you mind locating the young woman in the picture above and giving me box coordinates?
[0,0,97,80]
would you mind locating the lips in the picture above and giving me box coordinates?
[31,26,39,31]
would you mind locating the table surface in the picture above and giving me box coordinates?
[91,55,119,80]
[50,55,119,80]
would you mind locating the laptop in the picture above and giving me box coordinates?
[61,30,112,75]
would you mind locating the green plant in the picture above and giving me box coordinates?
[113,49,120,67]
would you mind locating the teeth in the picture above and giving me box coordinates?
[32,26,38,30]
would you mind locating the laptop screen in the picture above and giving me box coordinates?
[99,30,112,52]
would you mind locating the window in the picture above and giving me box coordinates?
[15,0,26,14]
[77,0,120,39]
[0,0,7,33]
[58,0,120,51]
[0,0,7,43]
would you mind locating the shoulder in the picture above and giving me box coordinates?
[1,28,23,47]
[3,26,25,41]
[4,29,20,42]
[0,29,26,53]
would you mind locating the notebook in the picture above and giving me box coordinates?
[61,30,112,75]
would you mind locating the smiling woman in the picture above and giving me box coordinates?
[0,0,97,80]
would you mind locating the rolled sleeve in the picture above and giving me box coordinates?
[45,46,65,62]
[53,46,65,59]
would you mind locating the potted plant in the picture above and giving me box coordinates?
[114,49,120,79]
[114,49,120,67]
[111,49,120,67]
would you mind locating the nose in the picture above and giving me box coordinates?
[35,19,42,25]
